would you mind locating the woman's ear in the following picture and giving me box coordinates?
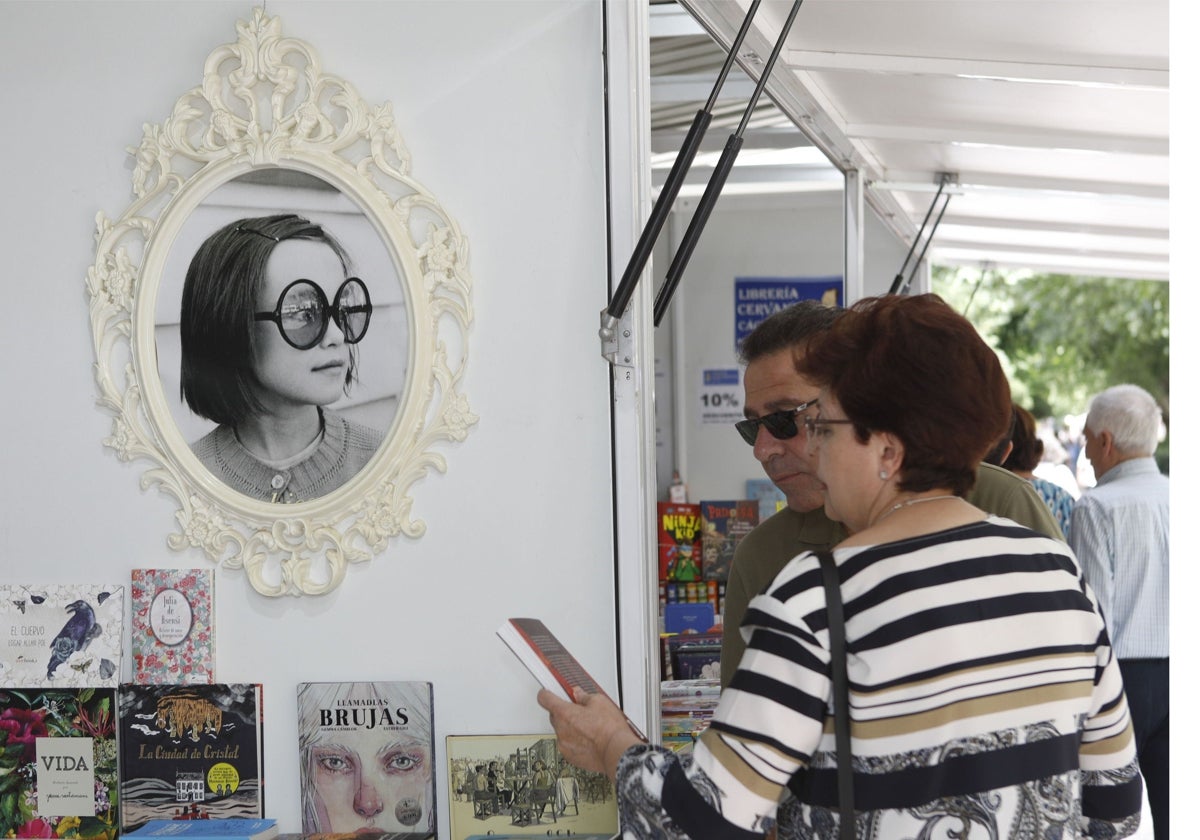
[876,430,906,476]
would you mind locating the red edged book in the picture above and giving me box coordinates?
[657,502,702,583]
[496,617,646,740]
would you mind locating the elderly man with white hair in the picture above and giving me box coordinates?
[1070,383,1169,840]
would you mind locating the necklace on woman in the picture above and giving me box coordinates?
[872,493,960,527]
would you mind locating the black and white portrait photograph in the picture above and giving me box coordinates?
[153,169,409,503]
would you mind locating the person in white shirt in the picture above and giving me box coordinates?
[1070,383,1168,840]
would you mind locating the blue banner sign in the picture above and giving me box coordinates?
[734,277,843,351]
[703,369,739,386]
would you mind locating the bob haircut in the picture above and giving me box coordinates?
[180,214,355,427]
[1004,405,1043,473]
[797,293,1011,496]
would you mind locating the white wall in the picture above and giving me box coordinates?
[0,1,624,833]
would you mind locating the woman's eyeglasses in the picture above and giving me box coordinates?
[802,415,855,441]
[255,277,373,350]
[734,399,817,445]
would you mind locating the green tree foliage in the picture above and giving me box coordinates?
[933,266,1169,427]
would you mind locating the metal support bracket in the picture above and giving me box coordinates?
[600,308,638,370]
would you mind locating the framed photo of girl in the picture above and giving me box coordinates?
[154,170,407,504]
[87,9,476,596]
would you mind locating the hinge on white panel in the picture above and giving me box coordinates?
[599,309,637,370]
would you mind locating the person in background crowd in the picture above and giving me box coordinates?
[1070,383,1169,839]
[982,404,1018,466]
[539,294,1141,840]
[1003,404,1075,539]
[719,300,1064,690]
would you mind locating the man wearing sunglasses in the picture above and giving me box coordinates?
[720,301,1065,689]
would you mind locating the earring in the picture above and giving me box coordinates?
[879,470,889,480]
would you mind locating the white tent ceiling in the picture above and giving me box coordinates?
[649,0,1169,281]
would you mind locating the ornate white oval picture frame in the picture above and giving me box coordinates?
[87,9,476,597]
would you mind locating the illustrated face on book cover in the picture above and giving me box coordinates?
[299,683,433,834]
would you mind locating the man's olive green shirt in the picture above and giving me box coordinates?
[718,462,1066,688]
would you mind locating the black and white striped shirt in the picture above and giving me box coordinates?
[616,517,1141,840]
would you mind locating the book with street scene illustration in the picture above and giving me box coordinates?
[0,687,120,840]
[117,684,265,832]
[445,733,618,840]
[0,583,124,688]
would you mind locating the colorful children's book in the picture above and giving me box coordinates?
[0,583,124,687]
[746,478,787,522]
[0,687,120,840]
[117,684,265,832]
[699,501,759,582]
[656,502,702,583]
[131,568,215,685]
[296,681,436,837]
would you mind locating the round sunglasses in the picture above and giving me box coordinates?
[254,277,373,350]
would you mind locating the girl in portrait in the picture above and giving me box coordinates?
[180,214,382,502]
[298,681,434,835]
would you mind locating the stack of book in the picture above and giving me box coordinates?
[657,499,761,631]
[659,679,720,753]
[660,629,722,681]
[0,583,127,840]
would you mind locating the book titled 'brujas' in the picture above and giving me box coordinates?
[297,681,436,838]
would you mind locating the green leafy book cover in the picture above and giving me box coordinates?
[0,687,120,839]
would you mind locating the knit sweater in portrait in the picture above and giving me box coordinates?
[191,409,383,502]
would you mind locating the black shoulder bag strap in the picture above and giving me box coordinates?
[817,549,855,840]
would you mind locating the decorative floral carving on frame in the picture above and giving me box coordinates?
[87,9,476,596]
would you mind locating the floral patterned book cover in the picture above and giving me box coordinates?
[0,687,120,839]
[0,583,125,688]
[131,569,214,685]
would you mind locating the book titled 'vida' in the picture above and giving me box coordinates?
[0,687,120,840]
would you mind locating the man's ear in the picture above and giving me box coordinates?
[1098,430,1117,457]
